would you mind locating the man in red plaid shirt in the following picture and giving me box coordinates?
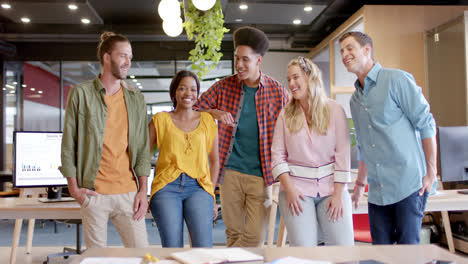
[194,26,289,247]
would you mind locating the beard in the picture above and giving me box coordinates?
[110,59,127,80]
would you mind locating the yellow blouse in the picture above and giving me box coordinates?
[150,111,218,199]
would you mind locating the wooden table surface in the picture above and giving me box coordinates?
[69,244,467,264]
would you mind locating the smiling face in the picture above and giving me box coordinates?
[174,76,199,110]
[340,35,371,76]
[287,64,309,102]
[234,45,262,85]
[106,41,132,80]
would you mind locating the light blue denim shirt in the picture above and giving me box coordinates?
[350,63,436,206]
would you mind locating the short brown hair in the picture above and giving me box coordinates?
[169,70,200,108]
[96,32,130,65]
[339,31,373,59]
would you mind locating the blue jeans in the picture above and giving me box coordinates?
[368,190,428,244]
[278,190,354,247]
[150,173,214,247]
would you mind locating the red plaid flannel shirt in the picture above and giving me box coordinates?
[194,72,289,186]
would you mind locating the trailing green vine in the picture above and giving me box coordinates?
[182,0,229,78]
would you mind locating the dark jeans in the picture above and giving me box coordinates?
[150,173,214,248]
[368,190,428,244]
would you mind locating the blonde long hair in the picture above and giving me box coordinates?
[284,57,330,135]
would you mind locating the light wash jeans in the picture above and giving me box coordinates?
[278,189,354,246]
[150,173,214,247]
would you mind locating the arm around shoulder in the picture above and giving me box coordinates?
[134,93,151,179]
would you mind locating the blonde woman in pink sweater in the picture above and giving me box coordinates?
[271,57,354,246]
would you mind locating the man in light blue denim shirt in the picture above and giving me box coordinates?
[339,32,437,245]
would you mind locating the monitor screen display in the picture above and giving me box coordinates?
[13,131,67,188]
[438,126,468,183]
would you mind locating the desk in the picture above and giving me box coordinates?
[0,198,152,264]
[353,189,468,214]
[2,190,468,264]
[68,245,466,264]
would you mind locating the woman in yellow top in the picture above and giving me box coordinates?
[148,70,219,247]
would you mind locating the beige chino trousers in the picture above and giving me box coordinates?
[80,191,148,248]
[220,169,269,247]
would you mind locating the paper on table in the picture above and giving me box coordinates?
[170,248,264,264]
[80,257,143,264]
[80,257,179,264]
[269,256,332,264]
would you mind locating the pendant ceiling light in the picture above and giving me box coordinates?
[192,0,216,11]
[163,17,183,37]
[158,0,181,21]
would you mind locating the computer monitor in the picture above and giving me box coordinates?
[438,126,468,186]
[13,131,67,198]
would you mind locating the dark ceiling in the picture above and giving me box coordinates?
[1,0,468,61]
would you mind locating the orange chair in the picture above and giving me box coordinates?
[352,185,372,243]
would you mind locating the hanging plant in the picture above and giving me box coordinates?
[182,0,229,78]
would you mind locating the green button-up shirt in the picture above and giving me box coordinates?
[59,76,151,190]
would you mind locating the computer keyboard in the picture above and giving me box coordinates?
[38,197,76,203]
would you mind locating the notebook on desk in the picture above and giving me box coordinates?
[38,197,75,203]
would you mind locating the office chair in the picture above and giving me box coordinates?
[352,184,372,243]
[43,219,83,264]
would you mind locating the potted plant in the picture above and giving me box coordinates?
[182,0,229,78]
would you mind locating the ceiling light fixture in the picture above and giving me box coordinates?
[239,4,248,10]
[1,3,11,9]
[9,91,15,94]
[12,81,17,85]
[136,83,141,86]
[192,0,216,11]
[2,88,5,91]
[304,6,313,12]
[22,84,27,87]
[68,4,78,10]
[158,0,183,37]
[163,17,183,37]
[158,0,181,21]
[5,84,14,89]
[132,79,138,83]
[293,19,301,25]
[38,91,43,94]
[30,88,35,91]
[81,18,90,24]
[235,18,243,22]
[21,17,31,23]
[130,75,135,79]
